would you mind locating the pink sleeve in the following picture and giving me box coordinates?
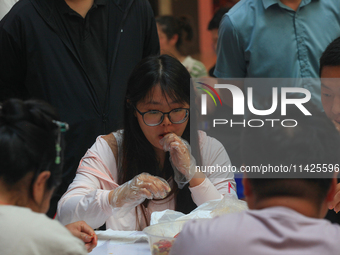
[189,131,237,206]
[57,135,119,229]
[189,178,223,206]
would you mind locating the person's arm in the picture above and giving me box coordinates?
[142,0,160,58]
[0,20,28,101]
[57,135,171,229]
[189,132,237,206]
[57,136,121,229]
[213,15,245,107]
[214,15,246,79]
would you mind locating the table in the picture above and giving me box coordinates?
[89,230,151,255]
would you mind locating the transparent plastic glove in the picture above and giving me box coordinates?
[109,173,171,218]
[159,133,196,189]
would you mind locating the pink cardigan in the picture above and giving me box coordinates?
[57,131,236,230]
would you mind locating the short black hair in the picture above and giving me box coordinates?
[320,37,340,76]
[241,103,340,206]
[207,7,230,30]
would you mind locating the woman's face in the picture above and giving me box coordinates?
[135,85,189,153]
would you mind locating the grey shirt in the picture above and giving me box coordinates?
[171,206,340,255]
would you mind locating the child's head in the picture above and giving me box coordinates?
[320,37,340,128]
[156,16,193,55]
[241,104,340,217]
[0,99,66,213]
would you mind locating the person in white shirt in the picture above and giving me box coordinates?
[57,55,236,230]
[156,16,208,78]
[0,98,97,255]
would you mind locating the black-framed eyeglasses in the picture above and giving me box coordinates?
[133,105,190,126]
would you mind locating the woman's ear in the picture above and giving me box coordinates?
[32,171,51,208]
[169,34,179,46]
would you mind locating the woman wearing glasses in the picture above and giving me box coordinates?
[57,55,236,230]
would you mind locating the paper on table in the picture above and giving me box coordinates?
[89,241,150,255]
[95,229,148,244]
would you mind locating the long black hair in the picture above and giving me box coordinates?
[120,55,201,228]
[0,99,63,197]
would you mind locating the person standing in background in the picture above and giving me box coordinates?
[0,0,18,20]
[0,0,160,218]
[215,0,340,221]
[215,0,340,108]
[156,15,208,78]
[207,7,230,77]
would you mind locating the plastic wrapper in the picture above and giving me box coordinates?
[151,194,248,225]
[143,220,188,255]
[211,194,248,217]
[110,173,171,218]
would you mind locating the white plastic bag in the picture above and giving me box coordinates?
[150,194,248,225]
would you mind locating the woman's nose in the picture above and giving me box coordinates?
[161,113,172,126]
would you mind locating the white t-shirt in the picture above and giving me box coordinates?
[181,56,208,78]
[0,205,87,255]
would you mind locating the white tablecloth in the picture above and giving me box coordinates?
[89,230,151,255]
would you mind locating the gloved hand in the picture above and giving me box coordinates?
[109,173,171,218]
[159,133,196,189]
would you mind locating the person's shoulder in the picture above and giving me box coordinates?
[198,130,224,150]
[222,0,259,28]
[191,58,206,70]
[102,131,121,160]
[171,215,242,254]
[227,0,258,17]
[25,212,87,254]
[0,206,86,254]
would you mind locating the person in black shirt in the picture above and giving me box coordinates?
[0,0,160,218]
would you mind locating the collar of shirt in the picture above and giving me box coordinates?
[262,0,318,10]
[57,0,107,15]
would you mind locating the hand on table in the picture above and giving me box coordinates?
[109,173,171,218]
[65,221,98,252]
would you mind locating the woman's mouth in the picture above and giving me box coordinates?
[159,132,170,139]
